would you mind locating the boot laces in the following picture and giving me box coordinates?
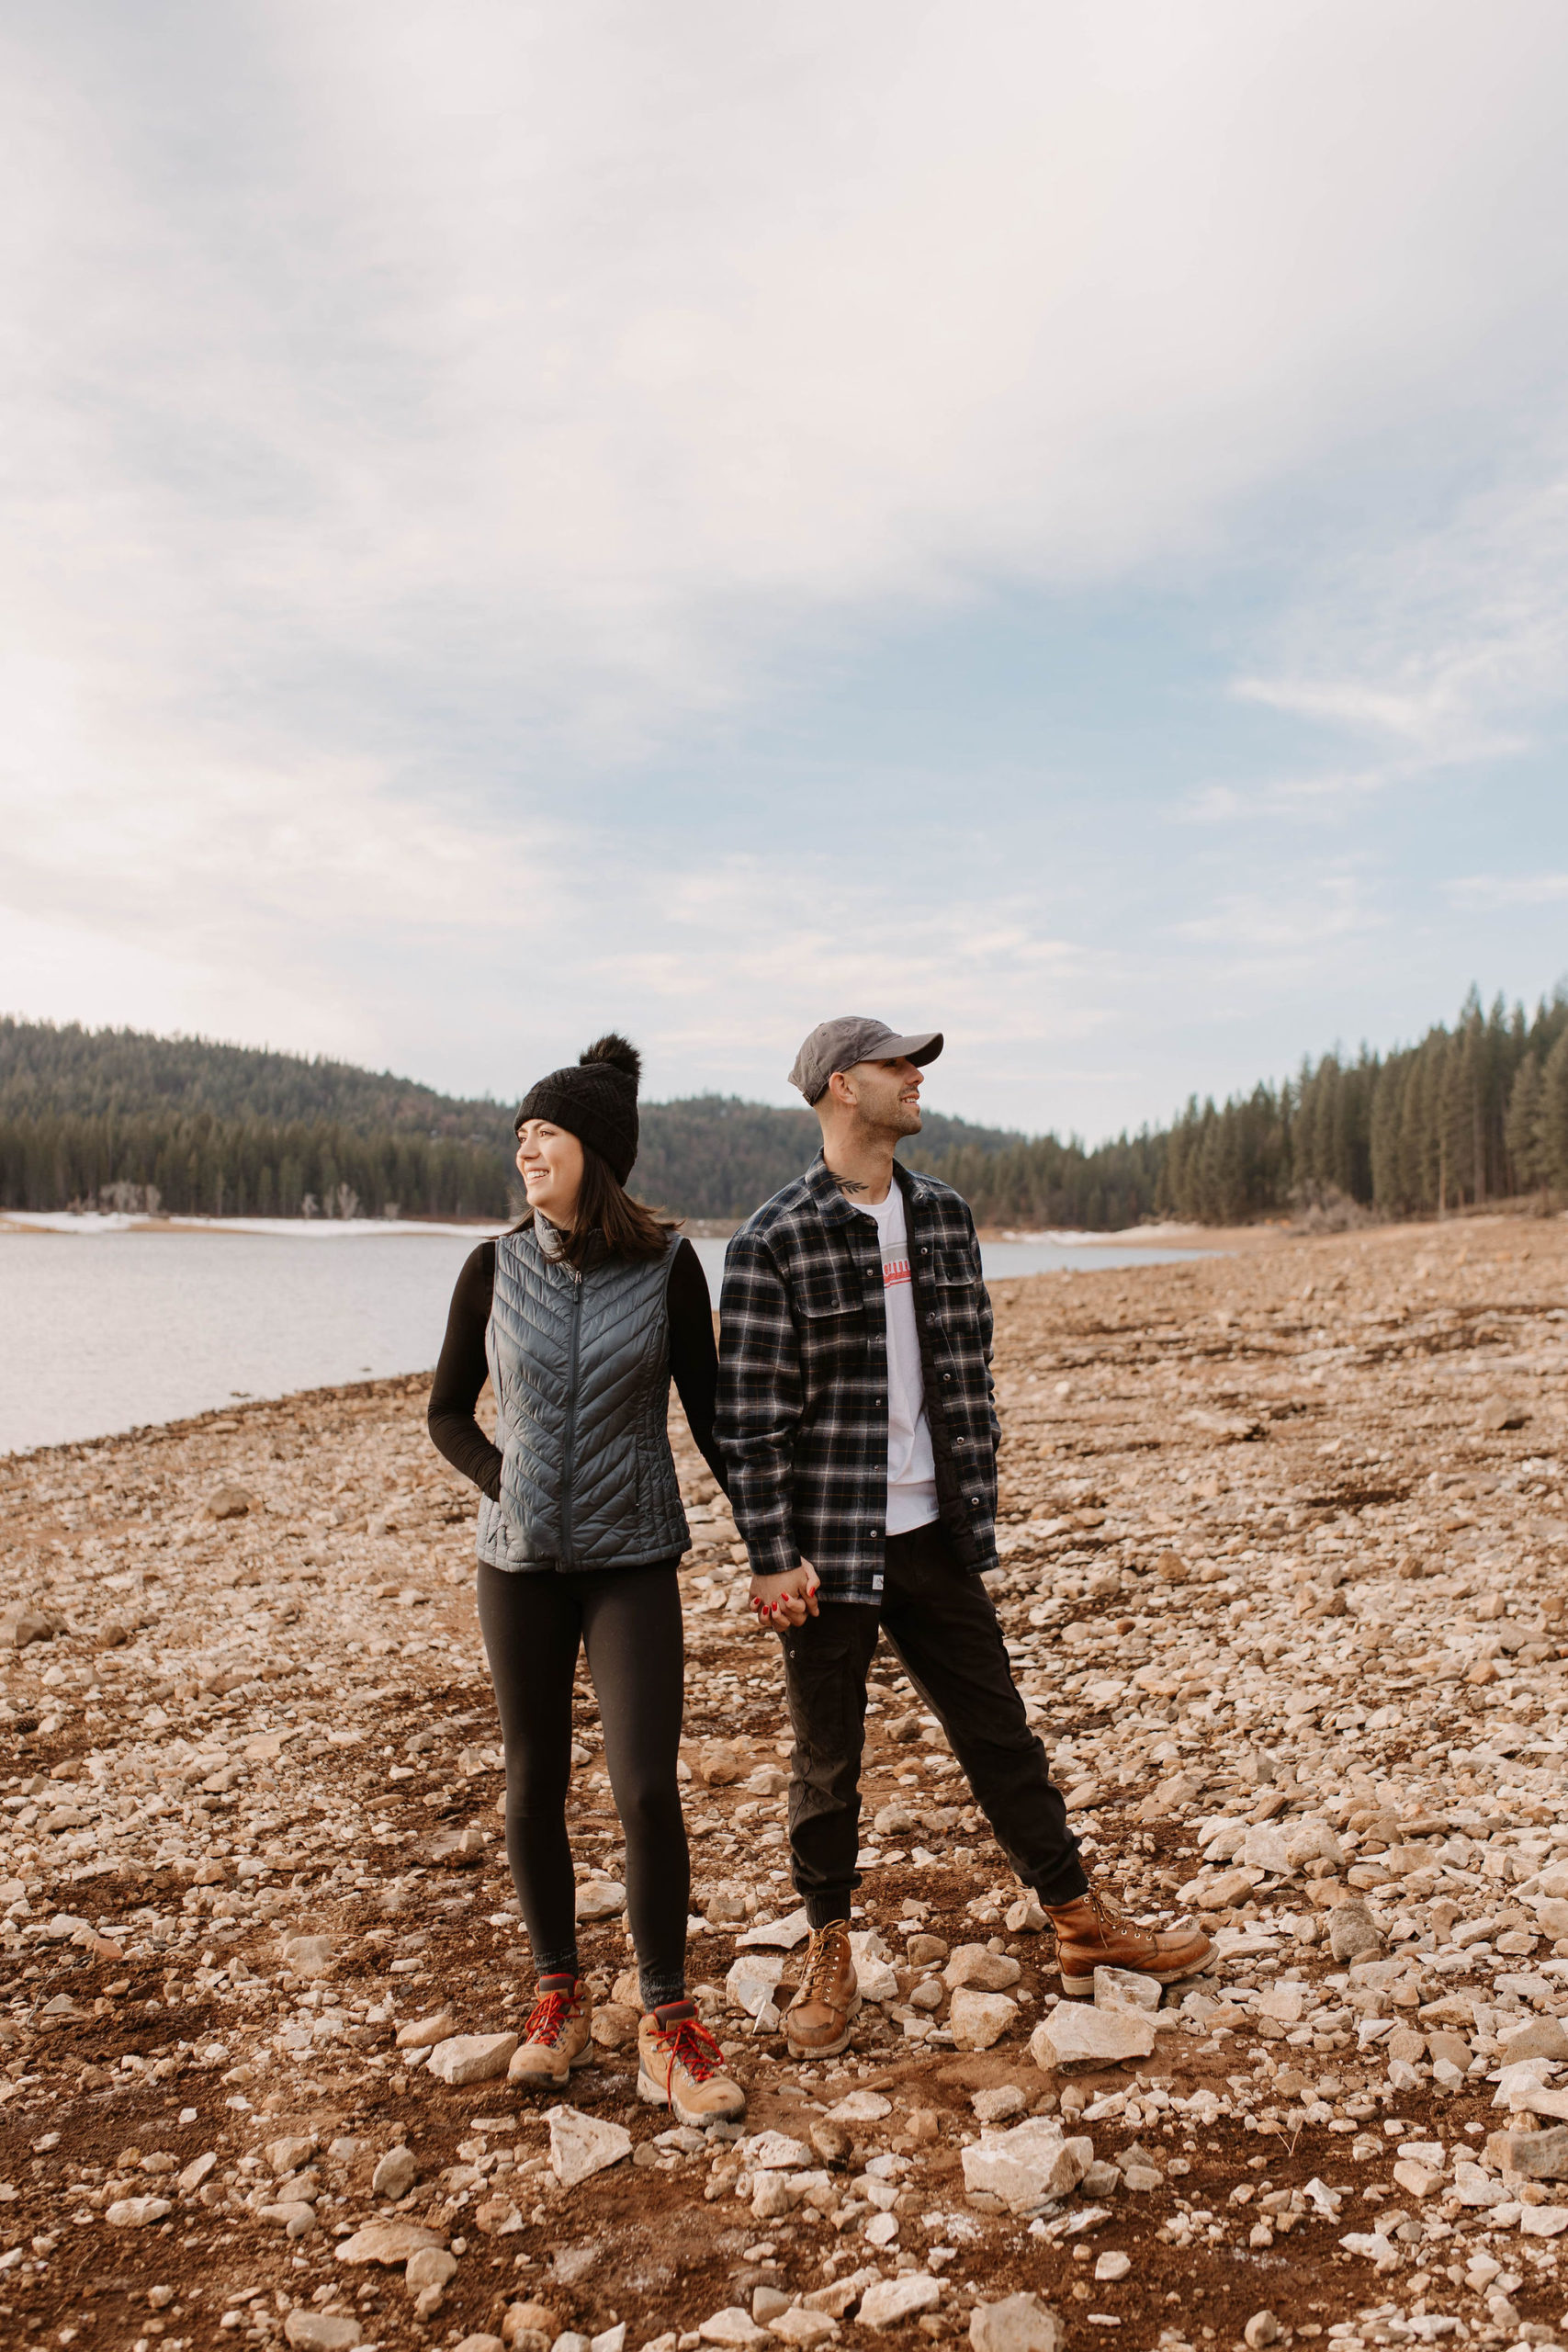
[1085,1886,1157,1954]
[653,2015,724,2084]
[799,1925,850,2005]
[522,1987,578,2047]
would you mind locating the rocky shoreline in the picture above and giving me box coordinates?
[2,1214,1566,2352]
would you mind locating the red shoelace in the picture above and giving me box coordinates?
[522,1987,579,2046]
[651,2016,725,2084]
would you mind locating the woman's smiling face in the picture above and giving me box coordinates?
[515,1119,585,1228]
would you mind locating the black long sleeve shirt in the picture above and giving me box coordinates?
[427,1236,728,1503]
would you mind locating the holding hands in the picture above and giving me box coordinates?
[750,1563,820,1629]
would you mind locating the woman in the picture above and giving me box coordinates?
[427,1034,742,2126]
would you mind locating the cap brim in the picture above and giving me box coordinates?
[878,1030,942,1067]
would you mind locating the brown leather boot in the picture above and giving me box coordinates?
[507,1974,593,2087]
[1043,1887,1213,1997]
[784,1923,861,2058]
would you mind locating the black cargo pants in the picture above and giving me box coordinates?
[775,1520,1089,1927]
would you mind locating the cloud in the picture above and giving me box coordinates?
[1445,873,1568,910]
[4,3,1568,1129]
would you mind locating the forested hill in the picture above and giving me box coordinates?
[0,1019,1016,1222]
[4,988,1566,1226]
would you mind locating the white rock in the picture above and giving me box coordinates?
[1032,2005,1156,2068]
[1520,2205,1568,2238]
[1285,1816,1343,1870]
[972,2086,1028,2124]
[863,2211,899,2246]
[1243,2314,1281,2349]
[373,2144,419,2199]
[769,2310,838,2345]
[1257,1982,1307,2025]
[944,1944,1022,1993]
[1093,2252,1131,2282]
[848,1929,898,2003]
[968,2293,1064,2352]
[1242,1825,1293,1876]
[744,2131,815,2170]
[949,1987,1019,2051]
[961,2117,1093,2210]
[106,2196,173,2227]
[592,2329,626,2352]
[396,2008,457,2051]
[574,1880,626,1921]
[859,2277,942,2331]
[405,2249,457,2290]
[727,1954,788,2017]
[1092,1966,1160,2013]
[427,2032,519,2086]
[827,2090,891,2121]
[736,1909,811,1951]
[698,2312,769,2347]
[546,2104,633,2188]
[284,2318,362,2351]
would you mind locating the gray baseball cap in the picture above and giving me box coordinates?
[789,1016,944,1104]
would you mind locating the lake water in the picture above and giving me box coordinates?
[0,1221,1213,1456]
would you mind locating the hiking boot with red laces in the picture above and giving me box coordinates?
[784,1922,861,2059]
[1044,1886,1213,1997]
[637,2001,746,2126]
[508,1973,593,2088]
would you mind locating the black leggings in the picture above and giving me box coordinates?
[476,1559,690,2010]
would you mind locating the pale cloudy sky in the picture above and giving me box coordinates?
[4,1,1567,1136]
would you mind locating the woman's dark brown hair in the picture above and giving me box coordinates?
[515,1141,680,1269]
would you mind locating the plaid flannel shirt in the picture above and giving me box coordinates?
[716,1154,1001,1603]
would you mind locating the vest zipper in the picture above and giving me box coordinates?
[558,1265,584,1565]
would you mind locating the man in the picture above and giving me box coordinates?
[716,1016,1210,2061]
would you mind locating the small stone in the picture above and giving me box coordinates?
[591,2002,640,2050]
[575,1879,626,1921]
[0,1605,53,1648]
[1499,2125,1568,2181]
[283,2318,361,2352]
[1006,1894,1047,1935]
[335,2219,447,2266]
[502,2306,561,2351]
[752,2290,791,2324]
[208,1485,254,1520]
[698,2312,768,2347]
[405,2249,457,2292]
[962,2117,1093,2209]
[280,1933,336,1980]
[106,2196,173,2227]
[1393,2160,1442,2199]
[546,2103,633,2188]
[373,2143,419,2198]
[727,1954,788,2017]
[907,1934,950,1967]
[949,1987,1019,2050]
[1241,1825,1293,1876]
[1032,2004,1156,2068]
[397,2008,457,2051]
[737,1908,811,1951]
[266,2133,318,2177]
[826,2090,890,2122]
[1520,2205,1568,2238]
[1244,2315,1281,2350]
[972,2085,1028,2124]
[427,2032,519,2086]
[1092,1966,1160,2014]
[848,1929,898,2002]
[943,1943,1022,1993]
[177,2152,217,2194]
[451,2336,505,2352]
[1093,2252,1130,2282]
[1328,1902,1383,1963]
[1501,2018,1568,2064]
[968,2293,1064,2352]
[858,2276,942,2330]
[769,2312,838,2346]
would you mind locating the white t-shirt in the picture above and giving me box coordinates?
[854,1186,939,1536]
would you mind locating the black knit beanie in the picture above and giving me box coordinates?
[514,1034,641,1184]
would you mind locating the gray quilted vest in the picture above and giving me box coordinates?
[476,1218,691,1573]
